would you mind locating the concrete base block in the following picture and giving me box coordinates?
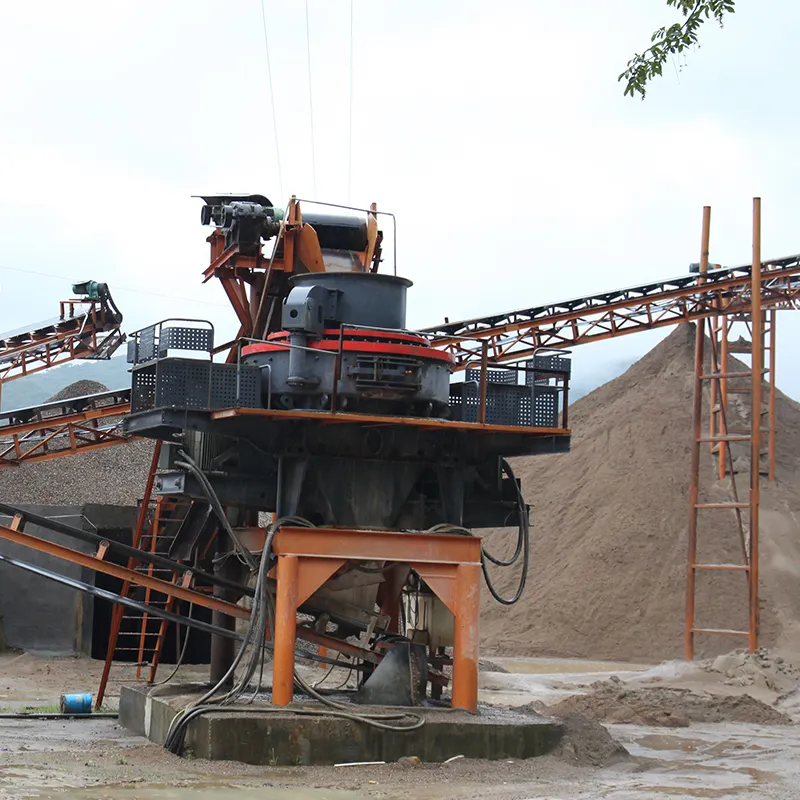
[120,683,563,766]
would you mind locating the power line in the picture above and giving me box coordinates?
[260,0,284,202]
[348,0,354,204]
[305,0,318,197]
[0,265,229,309]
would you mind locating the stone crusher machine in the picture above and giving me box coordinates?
[122,194,572,719]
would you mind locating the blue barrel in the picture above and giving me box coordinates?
[60,693,93,714]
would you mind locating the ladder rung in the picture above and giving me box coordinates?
[698,435,751,443]
[701,371,763,379]
[695,502,750,509]
[693,564,749,571]
[691,628,750,637]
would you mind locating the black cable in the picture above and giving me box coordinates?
[427,459,530,605]
[480,459,530,605]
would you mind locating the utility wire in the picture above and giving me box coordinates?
[305,0,318,197]
[347,0,354,203]
[0,265,229,308]
[260,0,284,201]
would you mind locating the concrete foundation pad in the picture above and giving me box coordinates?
[120,683,563,766]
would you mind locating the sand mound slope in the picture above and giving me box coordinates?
[481,323,800,662]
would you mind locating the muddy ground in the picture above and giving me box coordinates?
[2,652,800,799]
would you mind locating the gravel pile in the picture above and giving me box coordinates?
[47,380,110,402]
[0,379,154,506]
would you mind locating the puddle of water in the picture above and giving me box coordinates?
[599,721,800,798]
[479,657,650,709]
[600,764,754,796]
[633,734,750,755]
[492,657,650,675]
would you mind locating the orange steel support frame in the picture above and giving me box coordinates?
[0,517,249,623]
[270,527,482,712]
[0,299,122,387]
[685,200,764,658]
[0,400,131,468]
[211,406,569,437]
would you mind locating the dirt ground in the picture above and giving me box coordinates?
[2,651,800,799]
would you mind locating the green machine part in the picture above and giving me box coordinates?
[72,280,103,299]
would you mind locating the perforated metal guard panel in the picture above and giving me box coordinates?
[525,355,572,386]
[450,383,536,426]
[128,325,158,364]
[160,326,214,354]
[533,355,571,373]
[131,369,156,413]
[210,363,260,409]
[531,386,560,427]
[157,361,212,409]
[131,359,261,412]
[465,367,517,384]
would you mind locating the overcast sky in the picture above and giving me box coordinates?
[1,0,798,397]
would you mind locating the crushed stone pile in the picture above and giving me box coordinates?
[46,379,109,402]
[548,678,791,727]
[480,324,800,663]
[0,379,153,506]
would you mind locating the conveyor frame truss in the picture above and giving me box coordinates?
[426,255,800,369]
[0,297,124,387]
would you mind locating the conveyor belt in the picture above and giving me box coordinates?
[425,255,800,367]
[0,293,124,383]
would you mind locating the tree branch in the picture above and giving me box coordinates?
[620,0,736,99]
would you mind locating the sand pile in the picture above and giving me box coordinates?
[548,679,791,727]
[0,379,153,506]
[511,703,629,765]
[700,647,800,694]
[480,324,800,663]
[552,713,629,765]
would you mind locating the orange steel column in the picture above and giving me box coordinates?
[685,205,711,661]
[273,554,300,706]
[718,314,730,480]
[766,309,777,481]
[749,198,762,653]
[452,563,481,712]
[709,305,720,453]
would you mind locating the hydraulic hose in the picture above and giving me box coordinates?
[428,459,530,606]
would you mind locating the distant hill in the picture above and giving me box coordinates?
[0,356,130,411]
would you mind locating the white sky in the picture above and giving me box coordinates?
[1,0,798,396]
